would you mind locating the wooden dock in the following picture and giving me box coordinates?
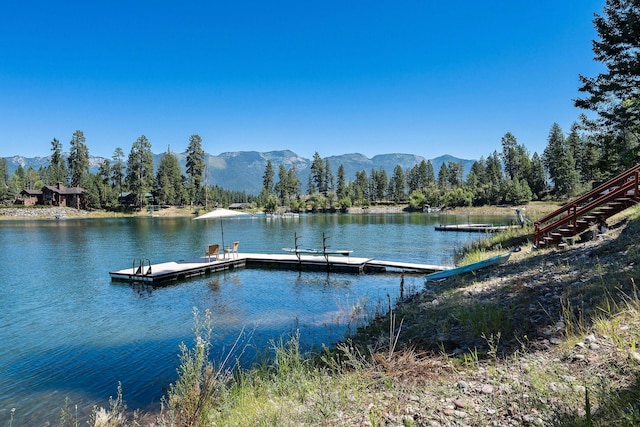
[109,253,450,284]
[434,223,520,233]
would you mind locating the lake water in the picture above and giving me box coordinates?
[0,212,508,424]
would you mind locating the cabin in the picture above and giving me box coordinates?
[18,183,85,209]
[118,191,155,207]
[228,202,251,210]
[18,189,42,206]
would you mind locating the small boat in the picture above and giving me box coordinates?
[424,247,519,283]
[282,248,353,256]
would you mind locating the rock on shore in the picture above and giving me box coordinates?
[0,207,88,218]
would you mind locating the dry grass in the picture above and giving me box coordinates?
[57,202,640,426]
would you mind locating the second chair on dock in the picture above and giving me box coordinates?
[224,241,239,259]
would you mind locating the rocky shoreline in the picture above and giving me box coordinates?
[0,206,88,219]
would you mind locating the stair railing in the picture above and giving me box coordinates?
[534,164,640,244]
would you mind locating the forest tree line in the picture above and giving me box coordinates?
[1,0,639,212]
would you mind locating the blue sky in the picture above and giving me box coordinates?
[0,1,605,161]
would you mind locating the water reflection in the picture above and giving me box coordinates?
[0,213,504,424]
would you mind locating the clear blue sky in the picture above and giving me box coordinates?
[0,0,605,161]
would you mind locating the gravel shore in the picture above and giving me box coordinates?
[0,206,88,219]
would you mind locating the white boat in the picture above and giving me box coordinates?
[282,248,353,256]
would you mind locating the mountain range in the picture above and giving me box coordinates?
[4,151,475,195]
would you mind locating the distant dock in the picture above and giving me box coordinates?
[434,223,520,233]
[109,253,450,284]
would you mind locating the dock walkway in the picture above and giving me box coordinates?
[435,223,520,233]
[110,253,450,284]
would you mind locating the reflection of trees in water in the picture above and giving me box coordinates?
[293,271,353,288]
[207,277,220,291]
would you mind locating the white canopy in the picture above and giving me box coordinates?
[193,208,248,220]
[194,208,249,250]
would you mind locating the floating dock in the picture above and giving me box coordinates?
[109,253,450,284]
[434,223,520,233]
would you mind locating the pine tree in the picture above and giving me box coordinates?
[336,164,347,200]
[310,152,325,194]
[501,132,519,180]
[48,138,67,185]
[575,0,640,169]
[275,163,288,206]
[262,160,275,195]
[126,135,154,208]
[156,149,183,205]
[67,130,89,187]
[543,123,580,197]
[185,134,205,205]
[0,158,9,200]
[111,148,125,197]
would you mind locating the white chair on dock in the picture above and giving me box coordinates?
[224,241,239,259]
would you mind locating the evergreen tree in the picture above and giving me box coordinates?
[47,138,67,185]
[578,133,603,183]
[406,164,420,193]
[25,167,41,190]
[67,130,89,187]
[324,158,334,195]
[576,0,640,171]
[275,163,288,206]
[446,162,464,188]
[10,166,26,196]
[501,132,519,180]
[514,144,533,182]
[97,159,116,207]
[418,160,431,188]
[388,165,406,202]
[185,134,205,205]
[353,170,369,204]
[467,158,486,205]
[543,123,580,197]
[286,167,300,199]
[310,152,325,194]
[111,148,125,197]
[155,149,183,205]
[370,168,388,201]
[485,151,504,204]
[576,0,640,136]
[126,135,154,208]
[529,153,548,199]
[262,160,275,195]
[425,160,435,187]
[336,164,347,200]
[437,163,448,189]
[0,158,9,200]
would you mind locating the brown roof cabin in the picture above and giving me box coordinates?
[18,183,85,209]
[18,189,42,206]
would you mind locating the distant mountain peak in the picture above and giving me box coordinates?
[4,150,475,195]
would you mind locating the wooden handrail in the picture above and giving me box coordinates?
[535,164,640,227]
[534,163,640,245]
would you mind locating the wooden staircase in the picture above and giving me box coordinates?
[534,163,640,247]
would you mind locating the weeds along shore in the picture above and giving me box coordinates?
[38,203,640,425]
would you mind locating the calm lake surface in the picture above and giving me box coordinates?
[0,212,510,424]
